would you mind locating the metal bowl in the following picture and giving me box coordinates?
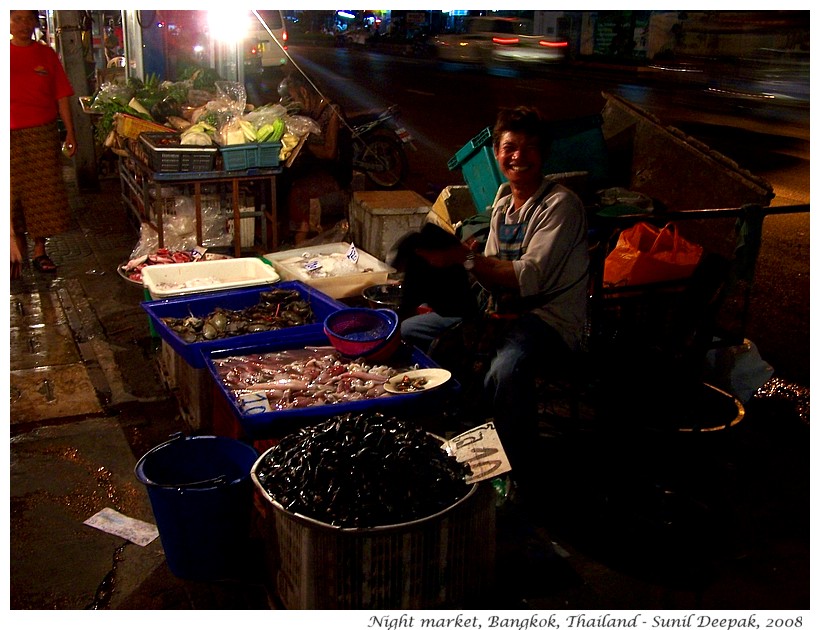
[362,282,403,310]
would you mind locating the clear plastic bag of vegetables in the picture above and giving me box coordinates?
[207,81,249,146]
[90,82,134,110]
[242,103,289,142]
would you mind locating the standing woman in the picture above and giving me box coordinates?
[10,9,77,275]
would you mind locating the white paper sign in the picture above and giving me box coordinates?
[346,242,359,264]
[238,391,273,415]
[444,422,512,484]
[84,508,159,547]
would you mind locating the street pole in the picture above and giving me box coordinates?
[54,10,98,191]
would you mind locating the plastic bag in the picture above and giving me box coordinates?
[603,221,703,288]
[214,81,246,116]
[203,81,248,145]
[284,114,321,138]
[162,198,199,251]
[200,197,231,248]
[705,338,774,404]
[129,222,160,260]
[90,82,134,109]
[243,103,288,131]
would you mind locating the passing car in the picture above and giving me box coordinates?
[433,16,567,66]
[248,9,288,68]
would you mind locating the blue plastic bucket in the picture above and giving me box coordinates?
[135,434,259,580]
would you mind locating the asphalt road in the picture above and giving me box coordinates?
[251,46,810,388]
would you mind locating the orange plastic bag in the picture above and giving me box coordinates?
[603,222,703,287]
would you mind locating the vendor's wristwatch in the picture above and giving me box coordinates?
[463,251,476,271]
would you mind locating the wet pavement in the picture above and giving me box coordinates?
[7,167,810,615]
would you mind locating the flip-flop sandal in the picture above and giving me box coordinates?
[32,254,57,273]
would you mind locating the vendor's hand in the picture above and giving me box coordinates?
[463,236,481,252]
[415,243,468,268]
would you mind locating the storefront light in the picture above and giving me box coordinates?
[207,9,251,43]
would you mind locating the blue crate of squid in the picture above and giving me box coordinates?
[141,280,346,369]
[203,337,460,440]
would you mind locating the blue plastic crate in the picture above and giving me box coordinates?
[220,141,282,171]
[543,114,610,190]
[204,340,460,440]
[141,280,346,369]
[447,127,506,215]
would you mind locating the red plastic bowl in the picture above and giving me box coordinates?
[323,308,400,359]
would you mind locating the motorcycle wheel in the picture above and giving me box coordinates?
[360,130,409,188]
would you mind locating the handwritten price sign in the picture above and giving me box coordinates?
[238,391,272,415]
[445,422,511,484]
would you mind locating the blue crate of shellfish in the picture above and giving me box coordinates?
[203,340,461,440]
[141,280,347,369]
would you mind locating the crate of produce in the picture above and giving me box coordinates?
[139,132,218,173]
[263,242,395,299]
[141,257,280,300]
[141,281,347,369]
[220,142,282,171]
[447,126,506,215]
[114,112,176,140]
[204,339,459,440]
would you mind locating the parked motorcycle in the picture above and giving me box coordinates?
[347,104,416,188]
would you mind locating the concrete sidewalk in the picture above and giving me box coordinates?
[8,169,810,612]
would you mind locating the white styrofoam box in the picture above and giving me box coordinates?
[348,190,432,263]
[263,242,395,300]
[142,257,280,299]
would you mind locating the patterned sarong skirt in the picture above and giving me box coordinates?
[10,121,72,239]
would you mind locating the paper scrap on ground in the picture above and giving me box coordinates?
[84,507,159,547]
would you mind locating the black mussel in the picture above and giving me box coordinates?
[256,412,471,528]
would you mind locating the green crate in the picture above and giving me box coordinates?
[220,142,282,171]
[447,127,506,215]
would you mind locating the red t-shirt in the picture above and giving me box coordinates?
[10,41,74,130]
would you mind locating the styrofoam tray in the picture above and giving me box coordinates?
[141,257,280,299]
[263,242,395,300]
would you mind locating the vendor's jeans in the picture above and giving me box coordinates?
[402,311,571,484]
[485,313,571,487]
[401,311,463,355]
